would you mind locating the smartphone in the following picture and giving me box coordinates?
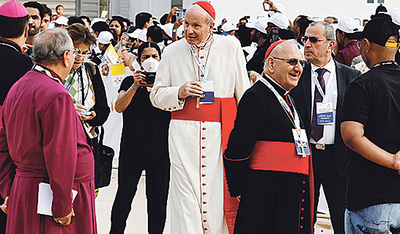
[177,9,186,19]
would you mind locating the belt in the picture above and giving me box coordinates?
[312,143,334,151]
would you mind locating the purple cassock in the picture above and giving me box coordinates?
[0,68,97,233]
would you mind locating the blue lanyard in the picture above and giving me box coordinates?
[372,60,398,68]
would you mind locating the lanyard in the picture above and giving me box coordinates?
[312,69,332,98]
[188,38,214,82]
[372,60,398,68]
[259,77,301,130]
[33,65,63,85]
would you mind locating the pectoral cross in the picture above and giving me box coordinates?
[196,94,205,109]
[296,140,308,157]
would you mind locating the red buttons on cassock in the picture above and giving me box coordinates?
[201,47,204,50]
[202,165,206,168]
[200,56,204,59]
[301,207,304,211]
[301,199,304,202]
[302,190,305,193]
[205,228,208,231]
[202,155,206,158]
[300,226,303,229]
[202,183,206,186]
[301,217,304,220]
[303,181,306,184]
[203,201,207,204]
[202,174,206,177]
[202,127,206,130]
[202,146,206,149]
[202,137,206,140]
[203,220,207,223]
[203,211,207,214]
[203,192,206,195]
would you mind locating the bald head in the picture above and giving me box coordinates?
[264,40,304,91]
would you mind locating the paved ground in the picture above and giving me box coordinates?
[95,169,333,234]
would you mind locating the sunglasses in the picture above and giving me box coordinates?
[272,57,306,67]
[301,36,327,43]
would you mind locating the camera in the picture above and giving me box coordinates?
[271,28,279,43]
[143,72,156,84]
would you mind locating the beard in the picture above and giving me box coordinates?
[28,25,40,36]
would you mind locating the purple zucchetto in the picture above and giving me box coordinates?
[0,0,28,18]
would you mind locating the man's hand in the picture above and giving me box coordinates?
[393,151,400,175]
[178,81,203,99]
[54,209,75,226]
[0,196,9,214]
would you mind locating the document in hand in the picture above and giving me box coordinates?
[37,182,78,216]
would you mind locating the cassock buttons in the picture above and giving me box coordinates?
[203,211,207,214]
[302,190,305,193]
[205,228,208,231]
[202,174,206,177]
[203,192,207,195]
[301,199,304,202]
[202,165,206,168]
[202,137,206,140]
[200,56,204,59]
[202,155,206,158]
[201,47,204,50]
[202,127,206,130]
[203,201,207,204]
[300,226,303,229]
[302,181,306,184]
[202,146,206,149]
[202,183,206,186]
[203,220,207,223]
[301,207,304,211]
[301,217,304,220]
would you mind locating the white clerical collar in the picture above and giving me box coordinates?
[196,33,213,48]
[264,74,290,96]
[311,57,334,74]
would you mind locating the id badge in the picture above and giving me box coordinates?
[292,129,310,157]
[200,80,215,104]
[316,102,334,125]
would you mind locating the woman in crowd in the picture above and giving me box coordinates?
[65,23,110,190]
[109,18,124,44]
[110,42,170,234]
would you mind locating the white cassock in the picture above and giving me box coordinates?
[150,34,250,234]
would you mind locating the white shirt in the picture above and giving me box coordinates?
[310,58,337,145]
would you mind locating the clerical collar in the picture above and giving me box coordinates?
[0,38,22,53]
[195,33,213,48]
[263,74,290,96]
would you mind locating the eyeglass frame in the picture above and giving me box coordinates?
[73,48,90,58]
[301,36,332,44]
[272,57,306,67]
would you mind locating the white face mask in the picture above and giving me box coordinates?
[142,57,159,72]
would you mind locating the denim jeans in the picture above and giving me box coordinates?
[345,204,400,233]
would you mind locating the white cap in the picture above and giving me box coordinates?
[268,13,289,30]
[127,28,147,42]
[55,16,68,26]
[221,22,237,32]
[97,31,113,44]
[159,23,174,39]
[246,17,269,34]
[389,8,400,26]
[91,17,107,27]
[337,17,362,34]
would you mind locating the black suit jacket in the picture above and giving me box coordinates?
[291,61,361,179]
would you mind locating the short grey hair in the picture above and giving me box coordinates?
[309,21,335,41]
[31,28,73,65]
[205,13,214,24]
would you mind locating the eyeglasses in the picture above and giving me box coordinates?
[301,36,327,43]
[142,54,159,59]
[73,48,90,58]
[272,57,306,67]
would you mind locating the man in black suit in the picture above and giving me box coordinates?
[291,21,360,234]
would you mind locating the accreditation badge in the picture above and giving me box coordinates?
[292,129,310,157]
[316,102,334,125]
[200,80,215,104]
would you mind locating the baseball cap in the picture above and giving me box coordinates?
[268,13,289,30]
[221,22,237,32]
[246,17,268,34]
[362,13,399,47]
[97,31,113,44]
[54,16,68,26]
[0,0,28,18]
[388,8,400,26]
[337,17,362,34]
[127,28,147,42]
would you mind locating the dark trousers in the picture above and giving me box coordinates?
[109,158,170,234]
[0,196,5,234]
[311,144,346,234]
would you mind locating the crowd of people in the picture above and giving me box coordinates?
[0,0,400,233]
